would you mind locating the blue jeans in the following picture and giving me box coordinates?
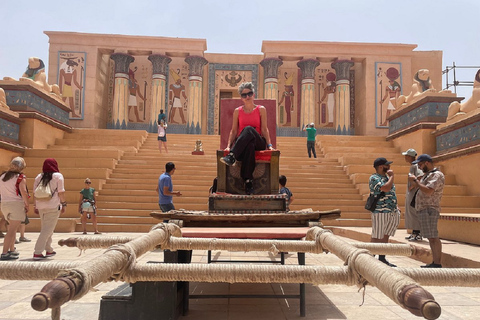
[159,203,175,212]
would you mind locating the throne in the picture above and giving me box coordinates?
[216,99,279,195]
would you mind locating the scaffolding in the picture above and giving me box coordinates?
[443,62,480,93]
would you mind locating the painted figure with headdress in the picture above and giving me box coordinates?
[380,67,401,126]
[59,57,83,118]
[168,69,188,124]
[278,72,295,126]
[320,72,337,127]
[128,68,145,122]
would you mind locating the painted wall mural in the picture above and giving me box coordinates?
[127,56,152,124]
[168,62,189,125]
[57,51,86,119]
[375,62,402,127]
[316,67,337,128]
[277,64,299,127]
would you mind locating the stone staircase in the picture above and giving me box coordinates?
[22,129,478,232]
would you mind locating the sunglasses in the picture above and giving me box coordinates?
[85,182,91,184]
[240,91,254,99]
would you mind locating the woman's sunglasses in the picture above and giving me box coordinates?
[240,91,254,99]
[85,182,91,184]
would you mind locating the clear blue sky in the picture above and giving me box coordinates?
[1,0,479,99]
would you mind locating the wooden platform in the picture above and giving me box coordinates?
[150,208,341,227]
[208,193,287,213]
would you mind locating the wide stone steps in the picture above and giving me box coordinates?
[21,129,477,231]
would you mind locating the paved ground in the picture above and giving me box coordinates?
[0,228,479,320]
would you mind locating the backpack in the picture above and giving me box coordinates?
[34,182,54,200]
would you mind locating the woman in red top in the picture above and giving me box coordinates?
[221,82,274,194]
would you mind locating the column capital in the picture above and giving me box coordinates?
[297,59,320,80]
[185,55,208,78]
[110,53,135,75]
[331,59,354,81]
[148,54,172,76]
[260,58,283,79]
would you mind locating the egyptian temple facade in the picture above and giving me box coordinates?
[43,31,444,137]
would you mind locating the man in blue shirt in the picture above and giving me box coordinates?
[156,162,182,212]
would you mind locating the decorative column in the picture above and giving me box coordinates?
[185,55,208,134]
[260,58,283,124]
[148,54,171,132]
[331,59,354,135]
[297,59,319,128]
[110,53,134,129]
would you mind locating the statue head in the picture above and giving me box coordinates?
[475,69,480,88]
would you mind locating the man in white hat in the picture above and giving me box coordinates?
[402,149,423,241]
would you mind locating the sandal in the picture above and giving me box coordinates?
[82,231,87,235]
[94,231,102,234]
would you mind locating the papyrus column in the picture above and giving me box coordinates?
[297,59,319,128]
[148,54,171,132]
[110,53,134,129]
[185,55,208,134]
[260,58,283,124]
[331,59,354,135]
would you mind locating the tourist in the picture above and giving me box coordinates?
[0,157,29,260]
[78,178,100,235]
[279,175,294,211]
[220,82,274,195]
[158,109,167,124]
[402,149,423,241]
[33,158,66,260]
[157,117,168,153]
[368,157,400,267]
[408,154,445,268]
[303,122,317,158]
[156,162,182,212]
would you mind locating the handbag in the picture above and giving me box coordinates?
[34,182,53,200]
[365,192,385,212]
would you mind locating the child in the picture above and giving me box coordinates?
[78,178,100,234]
[158,118,168,153]
[279,175,294,211]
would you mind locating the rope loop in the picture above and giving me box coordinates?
[104,244,137,281]
[151,223,182,249]
[345,248,371,288]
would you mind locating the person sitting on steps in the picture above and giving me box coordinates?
[220,82,275,195]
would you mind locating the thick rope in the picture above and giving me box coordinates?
[54,223,177,300]
[0,261,79,280]
[1,262,480,288]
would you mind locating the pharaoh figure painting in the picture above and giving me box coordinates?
[278,71,295,126]
[318,71,337,128]
[375,63,402,127]
[127,57,151,124]
[168,64,189,125]
[58,52,85,119]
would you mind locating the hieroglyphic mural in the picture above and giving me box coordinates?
[57,51,86,119]
[315,67,337,128]
[127,56,151,124]
[167,60,189,125]
[375,62,402,127]
[277,63,299,127]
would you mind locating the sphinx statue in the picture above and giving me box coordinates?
[3,57,61,96]
[447,69,480,120]
[396,69,438,107]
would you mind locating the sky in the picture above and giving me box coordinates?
[1,0,479,99]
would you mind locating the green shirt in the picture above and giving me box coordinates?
[306,127,316,141]
[80,188,95,200]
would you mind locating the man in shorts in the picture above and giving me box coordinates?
[369,157,400,267]
[408,154,445,268]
